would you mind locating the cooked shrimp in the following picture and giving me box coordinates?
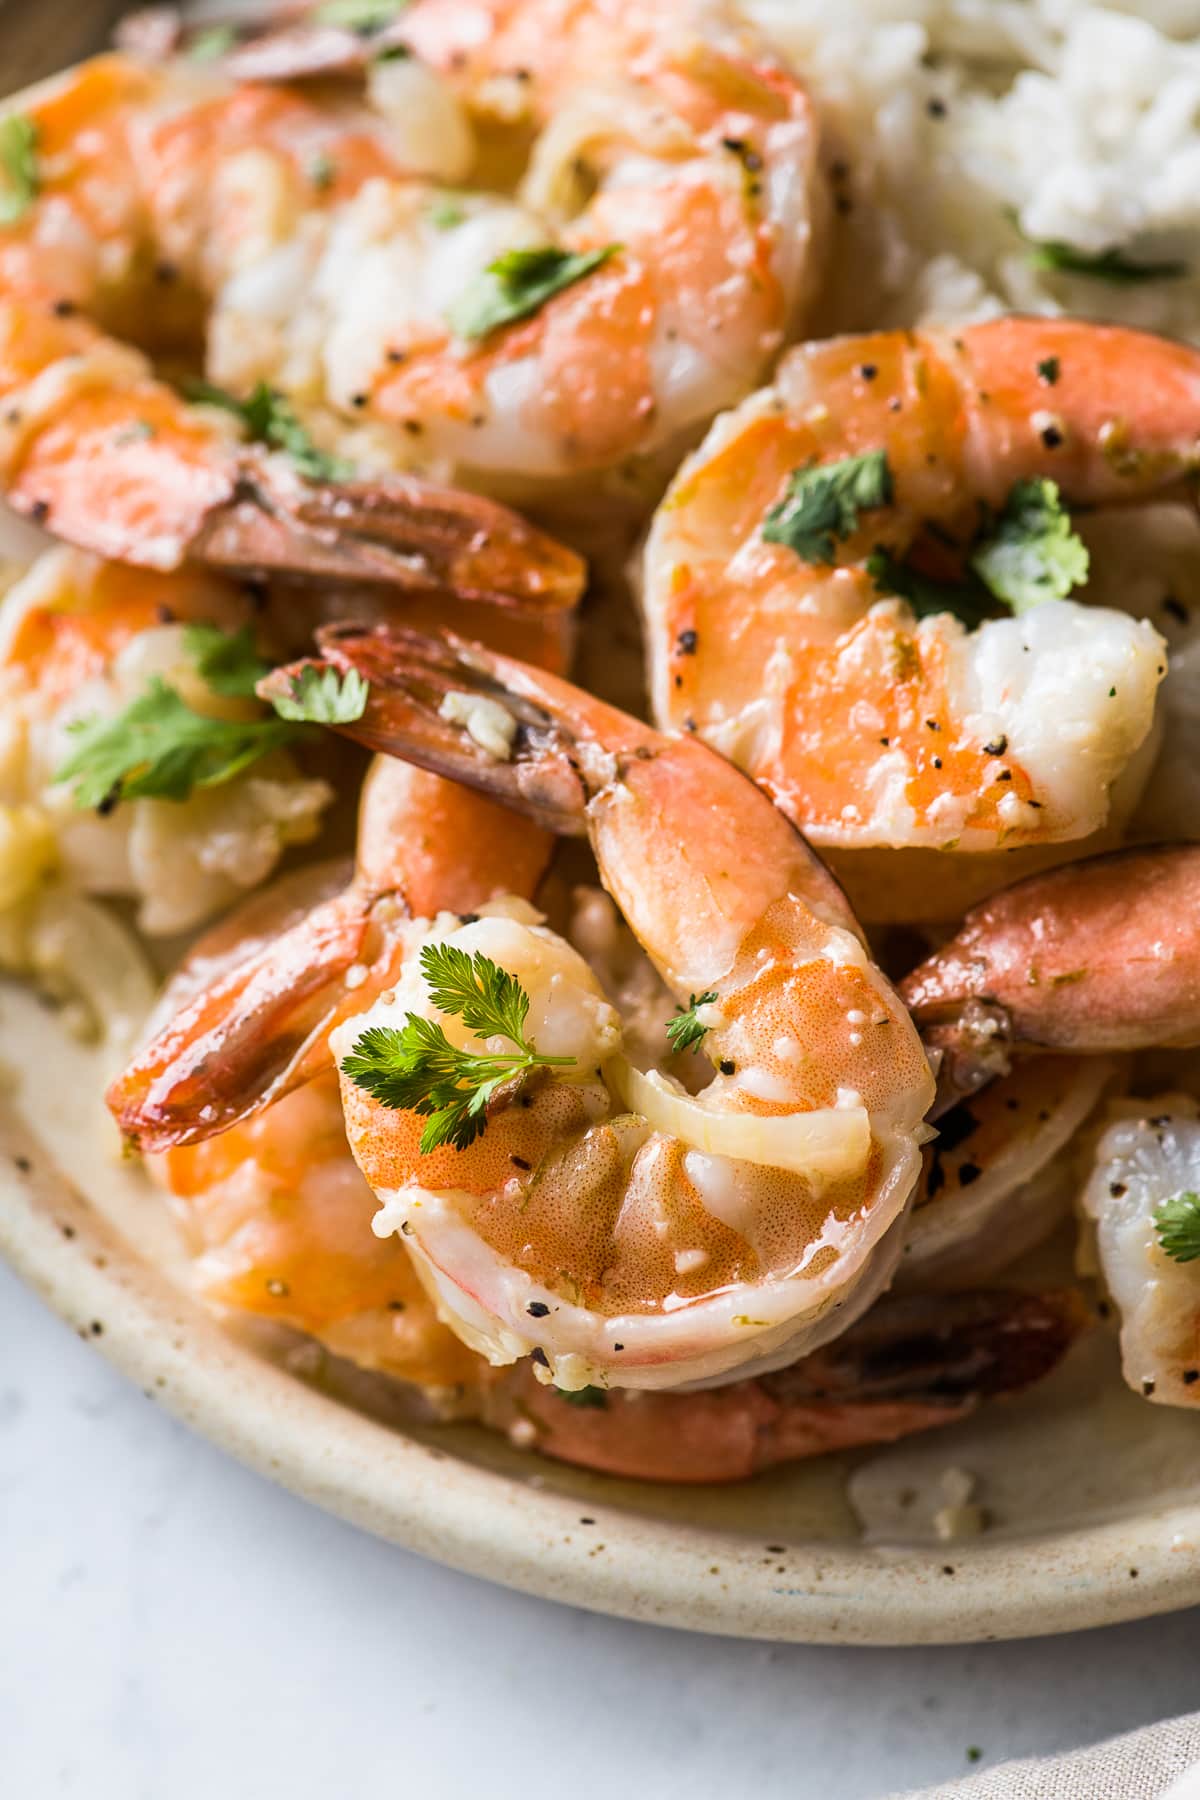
[898,1055,1117,1291]
[1080,1094,1200,1410]
[484,1287,1087,1481]
[0,544,331,934]
[0,53,584,599]
[107,752,553,1147]
[253,626,935,1392]
[901,844,1200,1109]
[642,320,1192,896]
[895,844,1200,1302]
[158,1071,481,1388]
[113,0,824,492]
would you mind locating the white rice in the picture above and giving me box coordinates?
[742,0,1200,341]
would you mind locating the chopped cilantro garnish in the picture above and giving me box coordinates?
[182,623,270,700]
[269,664,369,725]
[666,990,718,1055]
[1154,1190,1200,1263]
[448,244,621,341]
[0,115,39,226]
[188,24,238,59]
[553,1385,608,1409]
[762,450,894,565]
[313,0,408,27]
[186,379,353,483]
[970,477,1089,614]
[1025,238,1188,285]
[867,548,993,630]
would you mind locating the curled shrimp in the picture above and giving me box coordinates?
[107,752,554,1149]
[484,1287,1088,1481]
[0,544,332,934]
[254,625,934,1393]
[897,844,1200,1357]
[0,53,583,599]
[113,0,824,491]
[641,319,1199,912]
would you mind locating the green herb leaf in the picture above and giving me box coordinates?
[340,948,577,1153]
[420,941,531,1045]
[308,152,337,191]
[762,450,894,566]
[270,664,369,725]
[1154,1190,1200,1264]
[553,1385,608,1409]
[448,244,621,341]
[1026,238,1188,285]
[185,379,353,483]
[183,623,270,700]
[54,677,298,810]
[1036,356,1060,385]
[313,0,408,27]
[188,24,238,59]
[427,193,467,230]
[0,115,39,226]
[971,477,1089,614]
[867,548,993,630]
[667,989,718,1056]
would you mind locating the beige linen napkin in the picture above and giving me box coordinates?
[887,1712,1200,1799]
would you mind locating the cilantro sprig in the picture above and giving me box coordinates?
[762,450,894,565]
[54,678,299,809]
[186,379,353,482]
[667,990,718,1056]
[1153,1191,1200,1264]
[341,943,577,1153]
[970,477,1089,614]
[867,548,992,630]
[448,245,621,341]
[0,115,39,226]
[54,625,369,812]
[270,664,369,725]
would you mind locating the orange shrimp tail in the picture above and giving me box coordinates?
[902,844,1200,1063]
[107,878,385,1154]
[192,463,588,610]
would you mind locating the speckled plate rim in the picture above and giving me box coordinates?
[6,1118,1200,1647]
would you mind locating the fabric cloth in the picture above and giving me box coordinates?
[887,1712,1200,1800]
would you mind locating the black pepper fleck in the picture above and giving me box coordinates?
[527,1301,550,1318]
[531,1347,549,1368]
[719,1059,736,1075]
[676,628,698,655]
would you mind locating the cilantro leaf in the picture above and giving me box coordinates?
[314,0,408,25]
[667,989,718,1056]
[340,947,576,1153]
[447,244,621,341]
[420,942,531,1045]
[553,1385,608,1408]
[54,678,298,810]
[762,450,894,566]
[1026,238,1188,285]
[0,116,39,226]
[867,548,993,630]
[970,478,1089,614]
[1154,1190,1200,1264]
[187,24,238,59]
[186,379,353,483]
[183,623,271,700]
[270,664,369,725]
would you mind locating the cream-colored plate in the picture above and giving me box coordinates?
[4,980,1200,1646]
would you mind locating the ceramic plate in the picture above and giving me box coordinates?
[4,979,1200,1646]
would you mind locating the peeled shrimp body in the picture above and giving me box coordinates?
[119,0,824,490]
[258,627,935,1392]
[0,544,331,933]
[0,53,583,599]
[1081,1096,1200,1410]
[642,320,1192,867]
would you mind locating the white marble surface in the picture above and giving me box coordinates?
[4,1260,1199,1800]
